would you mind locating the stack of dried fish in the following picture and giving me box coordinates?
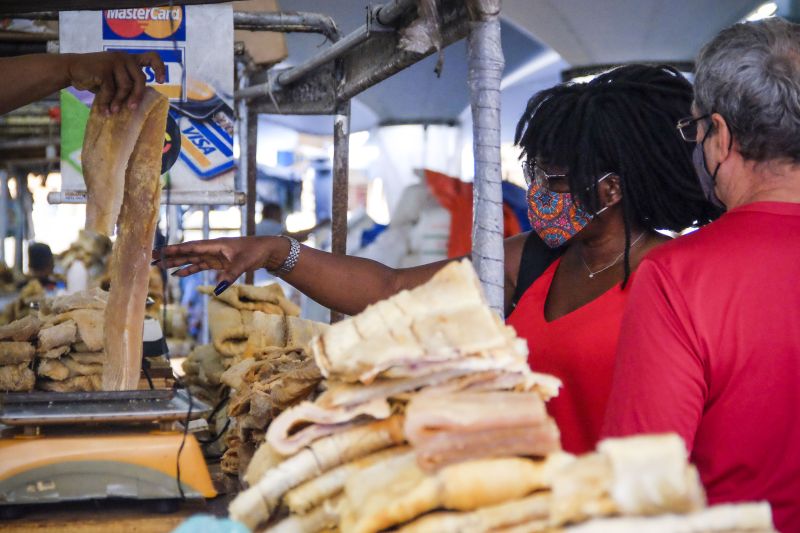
[182,283,307,456]
[164,303,193,358]
[201,283,301,367]
[229,260,561,531]
[57,229,113,288]
[0,279,45,325]
[181,342,229,458]
[228,260,776,533]
[0,288,108,393]
[0,314,39,391]
[183,343,227,406]
[34,288,108,392]
[343,433,774,533]
[219,310,328,477]
[0,262,24,295]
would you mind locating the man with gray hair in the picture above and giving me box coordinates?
[603,18,800,532]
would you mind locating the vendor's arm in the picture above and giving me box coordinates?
[154,234,526,316]
[0,51,165,116]
[601,257,708,450]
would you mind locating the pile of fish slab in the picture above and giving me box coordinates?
[228,260,776,533]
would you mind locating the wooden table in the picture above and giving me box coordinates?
[0,496,234,532]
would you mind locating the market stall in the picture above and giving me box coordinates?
[0,0,785,532]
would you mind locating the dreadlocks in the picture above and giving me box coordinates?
[514,64,721,284]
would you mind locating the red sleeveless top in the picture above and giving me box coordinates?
[507,258,631,454]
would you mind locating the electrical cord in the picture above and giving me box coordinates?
[196,393,230,445]
[174,380,192,500]
[141,357,155,390]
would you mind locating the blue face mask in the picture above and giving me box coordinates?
[692,124,726,209]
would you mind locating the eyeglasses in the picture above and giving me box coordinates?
[676,114,710,143]
[521,160,568,190]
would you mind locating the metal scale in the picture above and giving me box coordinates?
[0,317,217,514]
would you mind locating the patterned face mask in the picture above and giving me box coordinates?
[527,175,610,248]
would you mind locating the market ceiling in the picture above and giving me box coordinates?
[265,0,765,137]
[504,0,765,66]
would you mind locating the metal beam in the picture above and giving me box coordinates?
[0,1,229,14]
[248,0,469,116]
[47,190,246,205]
[237,0,418,100]
[7,10,340,41]
[340,5,467,102]
[247,63,338,115]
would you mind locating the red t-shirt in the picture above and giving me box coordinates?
[508,258,630,454]
[603,202,800,533]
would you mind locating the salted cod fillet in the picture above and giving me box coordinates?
[82,88,168,390]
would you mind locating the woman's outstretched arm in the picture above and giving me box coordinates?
[154,233,526,316]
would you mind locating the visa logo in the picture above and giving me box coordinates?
[106,46,185,101]
[144,60,183,84]
[183,126,218,156]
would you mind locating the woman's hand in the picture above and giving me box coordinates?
[65,51,166,115]
[152,236,287,294]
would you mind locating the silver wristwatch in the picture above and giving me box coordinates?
[269,235,300,277]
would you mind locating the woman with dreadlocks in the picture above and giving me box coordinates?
[505,64,719,452]
[155,64,718,453]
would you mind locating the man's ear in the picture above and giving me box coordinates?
[597,174,622,210]
[709,112,733,161]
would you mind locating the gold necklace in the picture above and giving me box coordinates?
[580,232,646,279]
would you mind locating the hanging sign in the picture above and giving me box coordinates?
[58,4,235,200]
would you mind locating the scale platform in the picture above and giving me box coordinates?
[0,389,217,509]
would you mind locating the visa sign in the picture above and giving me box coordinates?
[102,7,186,41]
[174,112,234,178]
[105,47,185,101]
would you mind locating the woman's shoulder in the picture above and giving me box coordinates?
[504,232,529,275]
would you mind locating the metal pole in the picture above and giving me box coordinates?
[467,0,505,315]
[236,60,249,242]
[0,137,58,150]
[13,171,24,273]
[233,11,339,41]
[235,0,416,99]
[166,205,180,245]
[329,100,351,323]
[0,170,6,264]
[244,107,258,285]
[200,205,211,345]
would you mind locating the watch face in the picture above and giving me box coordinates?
[161,113,181,174]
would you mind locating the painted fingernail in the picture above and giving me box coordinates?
[213,281,230,296]
[129,102,138,110]
[150,259,159,266]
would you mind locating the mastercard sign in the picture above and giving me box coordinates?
[102,7,186,41]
